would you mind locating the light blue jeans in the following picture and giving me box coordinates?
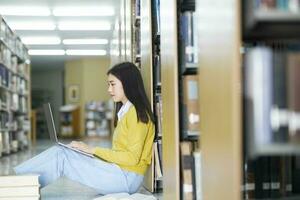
[14,145,144,194]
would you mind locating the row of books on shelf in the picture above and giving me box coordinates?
[85,101,113,137]
[85,100,113,112]
[178,3,200,197]
[0,175,40,199]
[179,0,198,72]
[180,74,200,140]
[10,76,28,95]
[0,93,28,113]
[242,155,300,199]
[180,141,202,200]
[0,43,29,76]
[244,46,300,148]
[151,0,163,192]
[151,0,160,88]
[0,63,9,88]
[86,123,109,137]
[135,0,140,17]
[255,0,300,12]
[1,130,29,155]
[0,17,29,61]
[0,63,29,90]
[134,21,140,66]
[16,116,30,132]
[11,95,28,113]
[0,111,8,130]
[60,112,73,123]
[1,114,30,130]
[0,43,12,69]
[133,0,141,67]
[152,0,160,37]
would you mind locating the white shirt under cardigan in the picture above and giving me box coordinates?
[117,101,132,121]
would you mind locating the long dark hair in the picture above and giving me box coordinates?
[107,62,154,126]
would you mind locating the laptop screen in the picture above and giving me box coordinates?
[43,103,59,143]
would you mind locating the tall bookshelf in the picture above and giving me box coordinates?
[197,0,242,199]
[140,0,155,193]
[140,0,163,193]
[160,0,181,199]
[0,16,31,158]
[160,0,242,199]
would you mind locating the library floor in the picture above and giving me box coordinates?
[0,138,162,200]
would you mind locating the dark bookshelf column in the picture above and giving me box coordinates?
[242,0,300,199]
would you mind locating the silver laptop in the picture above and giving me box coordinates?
[43,103,94,158]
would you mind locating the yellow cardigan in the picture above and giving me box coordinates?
[93,106,154,175]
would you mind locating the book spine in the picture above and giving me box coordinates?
[287,53,300,142]
[244,158,255,199]
[180,141,196,200]
[270,156,281,198]
[193,151,202,200]
[272,50,288,142]
[182,75,200,139]
[244,47,273,148]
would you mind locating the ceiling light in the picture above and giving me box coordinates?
[66,50,107,56]
[63,39,108,45]
[58,21,111,31]
[0,6,51,16]
[28,50,65,55]
[53,7,114,16]
[21,37,61,45]
[9,21,56,30]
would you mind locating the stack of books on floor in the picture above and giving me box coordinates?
[0,174,40,200]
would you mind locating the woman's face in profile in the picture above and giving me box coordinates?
[107,74,127,103]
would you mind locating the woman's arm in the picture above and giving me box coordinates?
[93,121,149,166]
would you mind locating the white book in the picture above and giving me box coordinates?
[93,193,157,200]
[0,186,40,197]
[193,151,202,200]
[154,142,162,179]
[244,47,273,147]
[0,175,39,187]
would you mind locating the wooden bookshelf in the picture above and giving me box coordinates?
[0,16,31,156]
[160,0,180,199]
[197,0,242,199]
[140,0,155,192]
[159,0,242,199]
